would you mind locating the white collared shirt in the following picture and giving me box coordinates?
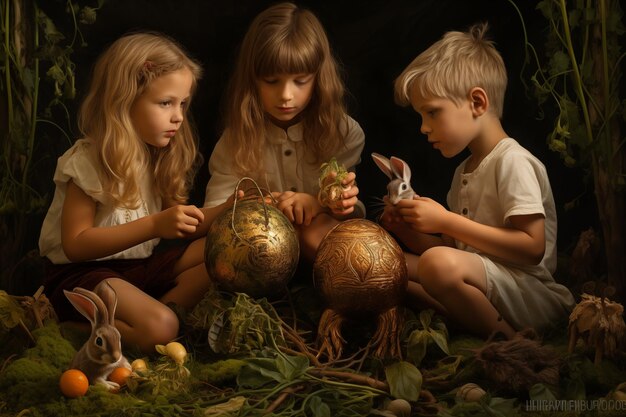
[204,117,365,209]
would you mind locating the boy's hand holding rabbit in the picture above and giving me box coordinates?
[371,152,450,235]
[394,197,450,234]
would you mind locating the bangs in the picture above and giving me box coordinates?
[255,35,322,76]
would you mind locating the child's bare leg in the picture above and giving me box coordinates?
[103,277,179,353]
[298,213,338,262]
[404,252,448,314]
[416,246,516,339]
[161,238,213,308]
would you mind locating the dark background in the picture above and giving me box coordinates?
[30,0,595,281]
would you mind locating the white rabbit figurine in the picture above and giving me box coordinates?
[371,152,416,205]
[64,280,130,390]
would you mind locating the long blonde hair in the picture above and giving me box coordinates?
[78,32,202,208]
[223,2,349,174]
[394,22,507,118]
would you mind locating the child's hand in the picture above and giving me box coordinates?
[328,171,360,216]
[395,196,448,234]
[272,191,321,226]
[378,197,405,231]
[155,205,204,238]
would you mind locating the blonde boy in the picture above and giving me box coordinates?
[382,23,574,338]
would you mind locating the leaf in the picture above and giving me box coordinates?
[275,354,309,382]
[237,361,280,388]
[419,309,433,329]
[202,396,246,416]
[428,328,450,355]
[308,395,331,417]
[406,329,429,365]
[0,291,26,330]
[535,0,554,20]
[487,397,520,416]
[568,9,581,29]
[529,383,557,401]
[238,357,286,387]
[385,361,422,401]
[549,51,571,76]
[423,355,463,382]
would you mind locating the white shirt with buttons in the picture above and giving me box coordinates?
[203,116,365,213]
[447,137,574,330]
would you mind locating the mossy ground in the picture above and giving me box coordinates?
[1,282,625,417]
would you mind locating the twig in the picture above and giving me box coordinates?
[280,346,322,368]
[307,369,389,392]
[264,384,305,414]
[0,354,17,374]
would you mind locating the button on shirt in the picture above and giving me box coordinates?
[447,138,556,275]
[204,117,365,208]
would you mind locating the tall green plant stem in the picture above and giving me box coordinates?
[22,4,38,195]
[559,0,593,146]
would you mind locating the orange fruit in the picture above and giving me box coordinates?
[108,366,132,386]
[59,369,89,398]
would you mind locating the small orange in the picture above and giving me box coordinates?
[59,369,89,398]
[108,366,132,386]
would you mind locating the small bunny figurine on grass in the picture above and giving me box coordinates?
[371,153,416,205]
[64,281,130,390]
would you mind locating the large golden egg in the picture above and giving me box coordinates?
[313,219,408,316]
[204,199,300,298]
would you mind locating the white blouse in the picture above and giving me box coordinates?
[204,116,365,210]
[39,139,161,264]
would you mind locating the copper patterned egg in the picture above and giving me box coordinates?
[204,199,300,298]
[313,219,408,316]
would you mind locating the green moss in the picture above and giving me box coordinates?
[0,320,77,410]
[39,386,144,417]
[25,321,76,369]
[194,359,245,385]
[0,357,61,408]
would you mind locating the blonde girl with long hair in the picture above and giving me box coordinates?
[39,32,233,353]
[204,2,366,260]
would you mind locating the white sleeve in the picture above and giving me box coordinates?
[496,152,546,222]
[204,135,241,208]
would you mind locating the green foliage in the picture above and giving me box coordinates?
[384,361,422,401]
[404,309,450,366]
[0,321,75,408]
[0,290,26,331]
[0,0,100,216]
[1,287,626,417]
[510,0,625,178]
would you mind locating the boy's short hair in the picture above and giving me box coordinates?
[394,22,507,118]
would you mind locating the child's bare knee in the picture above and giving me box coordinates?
[417,247,462,294]
[144,306,180,346]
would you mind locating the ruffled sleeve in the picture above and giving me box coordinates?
[54,139,107,204]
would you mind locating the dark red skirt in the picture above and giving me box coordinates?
[44,244,188,322]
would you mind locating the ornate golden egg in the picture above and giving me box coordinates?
[204,198,300,298]
[313,219,408,359]
[313,219,408,316]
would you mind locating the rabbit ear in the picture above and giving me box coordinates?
[94,280,118,324]
[371,153,393,180]
[390,157,412,183]
[71,287,110,326]
[64,289,99,327]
